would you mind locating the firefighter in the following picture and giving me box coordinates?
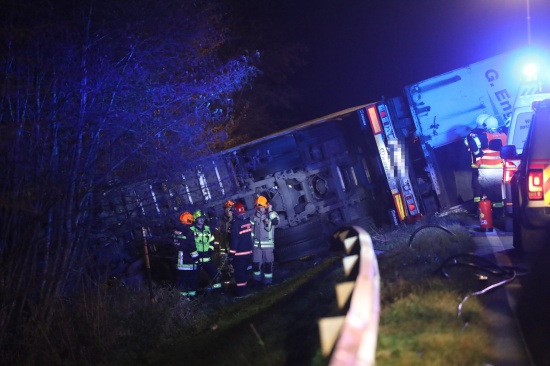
[218,200,234,254]
[229,202,254,297]
[191,209,222,291]
[172,212,200,298]
[251,196,279,285]
[465,115,489,205]
[466,115,507,207]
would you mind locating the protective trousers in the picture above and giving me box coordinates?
[176,267,199,297]
[252,247,274,285]
[233,254,251,296]
[471,167,482,202]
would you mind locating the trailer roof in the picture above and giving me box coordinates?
[221,102,373,154]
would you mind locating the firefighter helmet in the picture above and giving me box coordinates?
[254,196,268,208]
[179,212,194,225]
[234,202,246,215]
[193,209,206,219]
[475,114,490,128]
[223,200,235,209]
[484,116,499,130]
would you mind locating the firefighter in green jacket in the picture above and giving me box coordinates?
[191,209,222,291]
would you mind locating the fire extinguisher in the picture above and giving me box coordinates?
[478,196,493,232]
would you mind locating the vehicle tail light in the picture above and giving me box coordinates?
[503,161,518,183]
[528,170,543,200]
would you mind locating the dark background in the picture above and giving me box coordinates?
[253,0,550,124]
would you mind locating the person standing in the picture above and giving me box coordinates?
[466,115,507,207]
[229,202,254,297]
[251,196,279,285]
[191,209,222,291]
[218,200,234,254]
[465,114,489,205]
[172,211,200,298]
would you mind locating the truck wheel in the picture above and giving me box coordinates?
[514,216,547,253]
[275,220,329,262]
[512,211,523,250]
[276,219,322,245]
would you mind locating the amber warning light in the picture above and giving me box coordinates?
[367,106,383,135]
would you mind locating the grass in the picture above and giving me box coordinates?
[3,212,499,365]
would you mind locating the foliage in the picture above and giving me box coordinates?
[5,286,202,365]
[220,0,308,147]
[0,0,259,355]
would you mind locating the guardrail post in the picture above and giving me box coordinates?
[318,225,380,366]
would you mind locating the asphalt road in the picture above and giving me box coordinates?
[467,217,549,366]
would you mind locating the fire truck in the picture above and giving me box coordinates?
[96,46,549,268]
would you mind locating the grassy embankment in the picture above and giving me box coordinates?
[7,213,497,365]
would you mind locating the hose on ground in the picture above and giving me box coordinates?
[434,252,528,318]
[408,224,454,248]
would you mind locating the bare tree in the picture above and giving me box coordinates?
[0,0,258,353]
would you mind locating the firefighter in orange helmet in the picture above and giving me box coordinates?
[172,212,200,298]
[251,195,279,285]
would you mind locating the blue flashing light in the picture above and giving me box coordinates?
[523,63,538,80]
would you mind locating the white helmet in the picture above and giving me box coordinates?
[484,116,499,130]
[475,114,491,128]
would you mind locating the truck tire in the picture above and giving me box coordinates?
[513,214,547,253]
[274,220,329,262]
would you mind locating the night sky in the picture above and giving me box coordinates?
[263,0,550,123]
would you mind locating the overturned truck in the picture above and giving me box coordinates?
[96,105,405,279]
[96,46,550,281]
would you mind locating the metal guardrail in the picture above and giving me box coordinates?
[318,225,381,366]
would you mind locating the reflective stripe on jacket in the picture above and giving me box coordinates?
[191,225,215,261]
[229,216,254,256]
[252,210,279,249]
[173,226,198,270]
[475,131,507,168]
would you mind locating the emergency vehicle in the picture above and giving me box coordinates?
[503,99,550,251]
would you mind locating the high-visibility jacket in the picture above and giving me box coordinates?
[252,209,279,249]
[172,225,199,270]
[467,131,507,168]
[191,224,215,262]
[476,131,507,168]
